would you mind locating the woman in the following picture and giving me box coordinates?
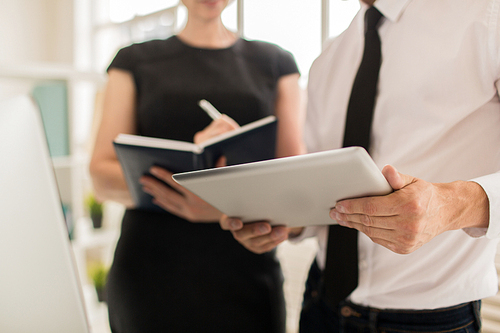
[90,0,305,332]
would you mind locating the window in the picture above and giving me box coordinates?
[91,0,360,82]
[92,0,178,71]
[329,0,360,37]
[242,0,359,85]
[242,1,321,86]
[107,0,179,23]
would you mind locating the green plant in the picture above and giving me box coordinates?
[85,193,104,228]
[85,193,103,217]
[88,261,109,302]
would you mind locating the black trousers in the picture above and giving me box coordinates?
[299,260,481,333]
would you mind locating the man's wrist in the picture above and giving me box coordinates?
[448,180,489,230]
[465,180,490,229]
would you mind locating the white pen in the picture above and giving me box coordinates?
[198,99,223,120]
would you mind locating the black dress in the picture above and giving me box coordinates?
[106,36,299,333]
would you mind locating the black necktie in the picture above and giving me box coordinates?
[324,6,384,307]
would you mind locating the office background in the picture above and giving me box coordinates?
[1,0,499,332]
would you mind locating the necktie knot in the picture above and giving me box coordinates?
[365,7,383,32]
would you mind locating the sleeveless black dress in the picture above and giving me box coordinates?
[106,36,299,333]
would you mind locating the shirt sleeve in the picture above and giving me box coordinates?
[468,172,500,239]
[107,44,137,73]
[473,9,500,239]
[276,47,300,78]
[303,42,333,154]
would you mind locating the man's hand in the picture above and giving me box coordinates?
[140,166,223,222]
[220,216,301,254]
[330,165,489,254]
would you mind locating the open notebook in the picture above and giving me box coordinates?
[0,95,90,332]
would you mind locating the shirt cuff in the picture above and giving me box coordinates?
[471,172,500,239]
[462,227,488,238]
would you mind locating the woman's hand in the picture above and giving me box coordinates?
[140,166,223,223]
[219,216,303,254]
[143,114,237,222]
[194,114,239,144]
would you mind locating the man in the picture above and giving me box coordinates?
[220,0,500,331]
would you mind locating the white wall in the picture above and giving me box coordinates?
[0,0,73,64]
[47,0,74,63]
[0,0,76,102]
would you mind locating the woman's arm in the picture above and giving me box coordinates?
[274,73,307,157]
[89,69,137,207]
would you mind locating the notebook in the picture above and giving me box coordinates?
[0,95,90,332]
[114,116,277,211]
[173,147,393,227]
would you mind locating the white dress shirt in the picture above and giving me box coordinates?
[301,0,500,309]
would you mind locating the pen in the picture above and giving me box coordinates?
[198,99,223,120]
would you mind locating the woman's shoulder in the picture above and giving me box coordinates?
[118,36,183,61]
[236,38,299,76]
[237,38,291,58]
[108,36,184,72]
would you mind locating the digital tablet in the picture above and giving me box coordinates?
[172,147,392,227]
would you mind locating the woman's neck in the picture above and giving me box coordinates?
[177,18,237,49]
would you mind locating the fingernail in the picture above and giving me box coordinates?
[149,167,159,176]
[336,204,345,213]
[230,219,242,230]
[273,228,285,240]
[330,211,340,221]
[259,224,270,234]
